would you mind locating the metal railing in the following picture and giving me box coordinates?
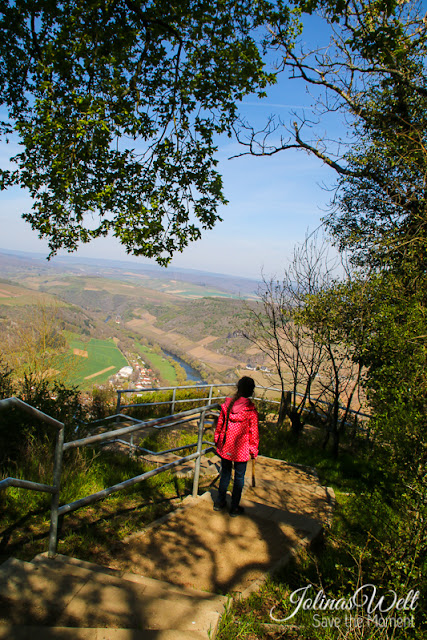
[59,404,219,517]
[116,382,371,421]
[0,397,65,557]
[0,383,370,558]
[0,396,219,557]
[116,382,288,416]
[116,382,232,414]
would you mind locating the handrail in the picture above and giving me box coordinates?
[0,396,65,558]
[1,386,369,561]
[0,396,64,430]
[58,446,215,516]
[115,383,371,420]
[1,397,217,558]
[59,405,215,531]
[109,438,214,457]
[0,477,57,494]
[63,404,219,450]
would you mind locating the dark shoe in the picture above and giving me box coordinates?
[213,501,227,511]
[229,506,245,517]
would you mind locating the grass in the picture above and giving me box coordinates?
[0,400,213,567]
[135,343,178,384]
[0,284,63,307]
[138,421,200,452]
[213,420,425,640]
[0,441,197,565]
[258,417,388,496]
[66,337,128,388]
[57,464,192,563]
[2,406,425,639]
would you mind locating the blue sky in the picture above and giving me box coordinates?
[0,12,340,280]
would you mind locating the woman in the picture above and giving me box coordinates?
[214,376,259,516]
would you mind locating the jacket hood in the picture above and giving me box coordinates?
[224,396,253,414]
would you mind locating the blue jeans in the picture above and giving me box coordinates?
[217,458,247,509]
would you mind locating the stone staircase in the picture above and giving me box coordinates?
[0,456,334,639]
[0,554,227,639]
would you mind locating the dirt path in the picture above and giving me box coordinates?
[84,366,115,380]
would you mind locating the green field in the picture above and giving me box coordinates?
[68,337,128,388]
[173,289,238,298]
[136,344,177,384]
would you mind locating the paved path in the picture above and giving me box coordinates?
[108,455,334,596]
[0,555,226,639]
[0,455,334,638]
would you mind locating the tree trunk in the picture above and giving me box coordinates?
[277,390,291,428]
[331,428,340,458]
[322,429,330,449]
[290,409,302,438]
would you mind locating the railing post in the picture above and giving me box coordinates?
[208,385,213,405]
[192,410,206,498]
[116,390,122,414]
[48,423,65,558]
[171,387,177,414]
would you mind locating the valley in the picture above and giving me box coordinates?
[0,250,269,391]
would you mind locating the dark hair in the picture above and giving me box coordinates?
[236,376,255,398]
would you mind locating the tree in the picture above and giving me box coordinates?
[243,232,353,438]
[234,0,427,273]
[1,300,73,384]
[300,275,371,456]
[245,234,370,456]
[235,0,427,462]
[234,0,427,598]
[0,0,293,263]
[346,272,427,465]
[325,30,427,279]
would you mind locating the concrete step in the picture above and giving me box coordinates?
[0,557,226,636]
[175,459,220,478]
[107,490,320,596]
[0,456,333,638]
[31,553,225,601]
[0,625,206,640]
[249,456,320,486]
[243,480,334,525]
[103,457,334,596]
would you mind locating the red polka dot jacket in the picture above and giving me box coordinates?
[214,396,259,462]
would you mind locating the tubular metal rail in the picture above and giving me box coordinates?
[0,397,65,558]
[0,383,370,558]
[116,382,231,414]
[0,396,219,558]
[116,382,371,421]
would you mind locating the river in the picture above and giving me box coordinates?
[162,349,206,384]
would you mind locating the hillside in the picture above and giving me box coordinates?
[0,249,260,298]
[0,251,267,387]
[126,296,260,369]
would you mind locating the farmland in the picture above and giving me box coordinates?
[66,336,128,388]
[0,250,266,388]
[0,280,66,307]
[135,344,178,384]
